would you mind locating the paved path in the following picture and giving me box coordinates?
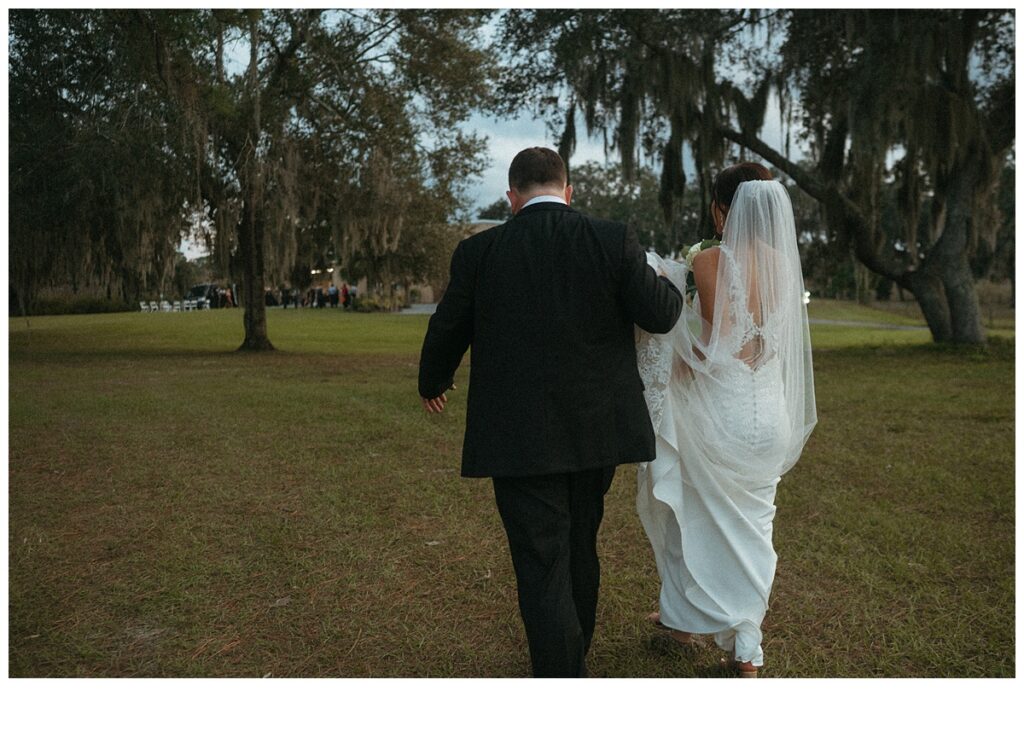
[807,317,928,331]
[401,305,926,331]
[399,303,438,315]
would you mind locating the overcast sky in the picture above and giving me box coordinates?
[462,111,609,216]
[464,87,806,219]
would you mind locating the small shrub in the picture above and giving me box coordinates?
[352,295,386,313]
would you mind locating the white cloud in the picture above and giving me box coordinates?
[464,112,611,216]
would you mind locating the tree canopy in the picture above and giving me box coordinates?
[10,9,496,344]
[9,9,1014,345]
[497,9,1015,343]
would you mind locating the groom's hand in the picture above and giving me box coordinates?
[422,386,454,414]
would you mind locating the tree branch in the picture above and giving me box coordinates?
[715,124,829,202]
[717,124,914,280]
[264,9,320,97]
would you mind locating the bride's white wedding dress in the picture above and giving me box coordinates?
[636,180,817,667]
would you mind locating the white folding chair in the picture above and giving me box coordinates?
[139,302,150,312]
[173,300,182,312]
[150,301,160,312]
[160,300,172,312]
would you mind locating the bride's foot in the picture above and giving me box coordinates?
[667,629,699,647]
[647,612,700,647]
[647,611,668,629]
[720,657,759,678]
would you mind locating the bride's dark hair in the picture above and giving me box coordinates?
[711,162,773,209]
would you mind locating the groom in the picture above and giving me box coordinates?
[418,147,683,677]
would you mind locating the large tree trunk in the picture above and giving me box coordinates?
[943,259,985,343]
[237,11,274,352]
[924,153,987,344]
[903,258,984,344]
[237,194,274,351]
[905,271,952,342]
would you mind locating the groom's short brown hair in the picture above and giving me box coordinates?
[508,147,567,191]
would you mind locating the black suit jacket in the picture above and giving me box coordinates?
[418,202,683,478]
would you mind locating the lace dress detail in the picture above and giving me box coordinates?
[635,329,673,466]
[636,252,684,474]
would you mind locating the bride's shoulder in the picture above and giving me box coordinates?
[692,244,721,260]
[691,245,721,276]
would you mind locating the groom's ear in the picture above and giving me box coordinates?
[564,184,573,206]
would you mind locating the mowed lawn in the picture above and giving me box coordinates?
[7,307,1015,677]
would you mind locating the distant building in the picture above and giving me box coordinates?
[465,219,503,236]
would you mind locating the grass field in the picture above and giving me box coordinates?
[7,306,1015,677]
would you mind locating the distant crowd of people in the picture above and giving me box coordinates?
[214,287,236,308]
[267,283,359,309]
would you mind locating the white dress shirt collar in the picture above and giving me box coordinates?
[522,194,568,209]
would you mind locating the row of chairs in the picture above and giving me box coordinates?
[139,300,208,312]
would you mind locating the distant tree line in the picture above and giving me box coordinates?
[9,9,1014,345]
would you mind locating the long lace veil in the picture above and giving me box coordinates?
[638,179,816,476]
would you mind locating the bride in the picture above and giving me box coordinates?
[635,163,817,677]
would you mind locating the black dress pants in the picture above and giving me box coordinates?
[492,465,616,678]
